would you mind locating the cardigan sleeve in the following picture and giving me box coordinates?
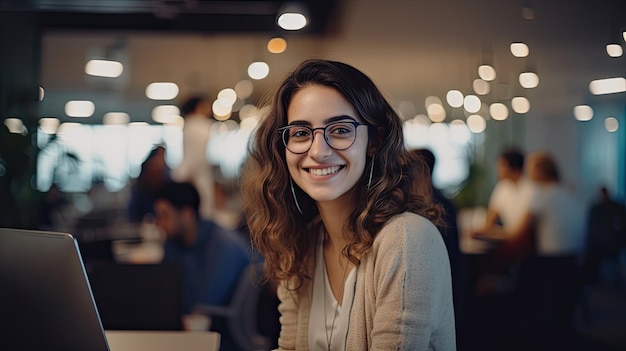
[369,213,456,350]
[275,279,299,350]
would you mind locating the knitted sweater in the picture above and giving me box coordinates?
[276,212,456,350]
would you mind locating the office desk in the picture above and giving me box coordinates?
[105,330,220,351]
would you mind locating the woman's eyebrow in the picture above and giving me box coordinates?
[286,115,357,126]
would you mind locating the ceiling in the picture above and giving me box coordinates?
[5,0,626,124]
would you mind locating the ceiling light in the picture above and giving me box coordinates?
[217,88,237,106]
[446,90,464,108]
[510,42,529,57]
[511,97,530,114]
[39,118,60,134]
[478,65,496,81]
[277,12,307,30]
[152,105,180,124]
[427,103,446,122]
[466,114,486,133]
[605,117,619,132]
[235,80,254,100]
[589,77,626,95]
[212,98,233,120]
[4,118,26,134]
[473,79,490,95]
[489,103,509,121]
[463,95,481,113]
[519,72,539,88]
[606,44,623,57]
[267,37,287,53]
[65,100,95,117]
[145,82,179,100]
[573,105,593,121]
[85,59,123,78]
[248,62,269,80]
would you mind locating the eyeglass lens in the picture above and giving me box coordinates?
[281,122,359,154]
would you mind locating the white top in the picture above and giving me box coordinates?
[488,178,534,233]
[309,234,356,351]
[528,184,586,256]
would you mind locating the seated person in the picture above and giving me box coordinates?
[153,181,251,314]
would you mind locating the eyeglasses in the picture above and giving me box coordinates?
[277,121,368,154]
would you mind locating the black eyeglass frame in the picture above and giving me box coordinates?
[277,121,368,154]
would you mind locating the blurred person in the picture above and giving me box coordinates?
[127,145,171,223]
[38,182,70,231]
[410,148,467,350]
[484,151,586,350]
[153,181,251,313]
[472,148,533,240]
[241,59,455,350]
[171,96,215,220]
[582,186,626,286]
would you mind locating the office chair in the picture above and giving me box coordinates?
[192,262,271,351]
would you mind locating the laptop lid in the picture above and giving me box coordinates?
[0,228,110,351]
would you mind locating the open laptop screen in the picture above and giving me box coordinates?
[0,228,110,351]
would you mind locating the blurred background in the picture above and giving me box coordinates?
[1,0,625,350]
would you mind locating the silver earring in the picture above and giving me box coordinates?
[290,178,303,214]
[367,156,375,190]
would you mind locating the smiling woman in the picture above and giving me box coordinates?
[240,59,455,350]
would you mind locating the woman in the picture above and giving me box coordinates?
[241,59,455,350]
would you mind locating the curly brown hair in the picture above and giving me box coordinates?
[240,59,440,289]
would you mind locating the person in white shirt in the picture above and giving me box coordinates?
[171,96,215,220]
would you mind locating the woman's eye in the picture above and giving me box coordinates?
[291,129,311,138]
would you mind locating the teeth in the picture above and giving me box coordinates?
[309,166,341,176]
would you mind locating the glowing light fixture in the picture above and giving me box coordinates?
[510,42,529,57]
[467,114,486,133]
[519,72,539,88]
[473,79,490,95]
[605,117,619,132]
[39,87,45,102]
[248,62,269,80]
[267,37,287,53]
[573,105,593,121]
[446,90,463,108]
[65,100,95,117]
[212,98,233,120]
[85,59,123,78]
[4,118,26,134]
[511,97,530,114]
[146,82,179,100]
[39,118,60,134]
[463,95,481,113]
[152,105,180,124]
[606,44,623,57]
[235,80,254,99]
[217,88,237,106]
[427,103,446,123]
[478,65,496,81]
[589,77,626,95]
[489,103,509,121]
[277,13,307,30]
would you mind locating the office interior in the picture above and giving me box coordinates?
[1,0,625,350]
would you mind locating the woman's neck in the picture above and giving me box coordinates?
[317,199,354,250]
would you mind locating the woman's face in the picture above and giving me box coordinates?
[284,85,369,206]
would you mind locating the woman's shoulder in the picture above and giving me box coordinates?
[374,212,441,249]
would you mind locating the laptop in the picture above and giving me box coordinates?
[0,228,110,350]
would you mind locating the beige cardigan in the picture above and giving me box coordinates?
[276,212,456,350]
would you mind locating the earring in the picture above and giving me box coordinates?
[290,178,303,214]
[367,156,375,190]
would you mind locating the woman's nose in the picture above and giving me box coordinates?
[308,130,331,158]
